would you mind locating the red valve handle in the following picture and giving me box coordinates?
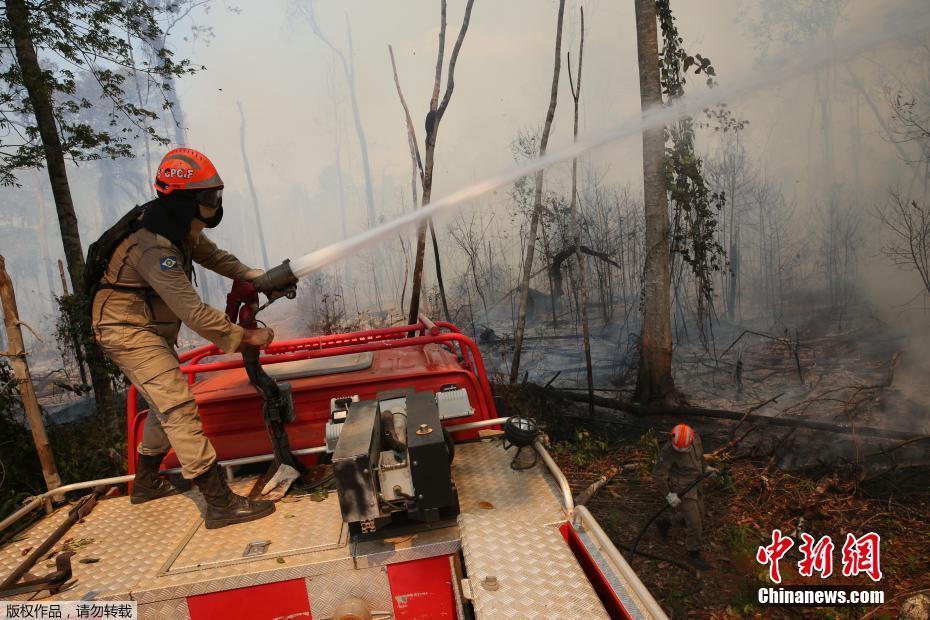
[225,279,260,329]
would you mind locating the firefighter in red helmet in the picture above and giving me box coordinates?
[652,423,718,570]
[91,148,276,528]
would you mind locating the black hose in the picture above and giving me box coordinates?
[0,492,97,590]
[627,469,717,565]
[508,445,538,470]
[615,544,695,573]
[242,348,304,474]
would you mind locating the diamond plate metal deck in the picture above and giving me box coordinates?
[164,488,345,574]
[0,481,355,605]
[138,597,191,620]
[0,506,70,584]
[134,545,354,605]
[353,525,462,570]
[1,440,612,618]
[0,490,203,601]
[306,567,393,618]
[458,513,609,619]
[453,440,567,526]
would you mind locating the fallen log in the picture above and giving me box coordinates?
[862,435,930,459]
[574,466,619,506]
[554,388,921,441]
[573,463,637,506]
[708,425,758,458]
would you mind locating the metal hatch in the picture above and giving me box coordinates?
[262,352,373,381]
[159,489,347,576]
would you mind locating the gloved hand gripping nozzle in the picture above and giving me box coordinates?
[252,259,298,302]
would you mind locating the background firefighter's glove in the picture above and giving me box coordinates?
[704,466,720,478]
[666,492,681,508]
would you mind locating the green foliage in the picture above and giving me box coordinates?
[0,355,18,413]
[54,291,124,394]
[0,357,126,523]
[655,0,717,96]
[723,523,771,601]
[48,417,126,485]
[665,123,727,288]
[663,589,688,618]
[655,0,732,317]
[0,359,43,518]
[637,427,660,466]
[0,0,202,186]
[715,467,737,495]
[724,522,757,558]
[553,427,609,468]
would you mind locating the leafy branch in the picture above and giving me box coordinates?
[656,0,735,312]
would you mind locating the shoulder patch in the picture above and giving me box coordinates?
[159,255,181,271]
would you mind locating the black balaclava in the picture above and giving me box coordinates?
[141,191,200,246]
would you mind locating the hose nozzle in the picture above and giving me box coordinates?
[253,259,298,295]
[252,259,298,305]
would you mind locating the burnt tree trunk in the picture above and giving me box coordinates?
[407,0,475,327]
[633,0,675,403]
[510,0,566,383]
[568,7,594,413]
[0,255,61,493]
[7,0,117,420]
[388,43,422,319]
[7,0,83,290]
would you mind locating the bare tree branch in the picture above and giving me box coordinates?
[388,44,424,181]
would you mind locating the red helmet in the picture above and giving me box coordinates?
[154,148,223,195]
[670,424,695,452]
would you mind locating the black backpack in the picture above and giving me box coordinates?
[83,204,146,314]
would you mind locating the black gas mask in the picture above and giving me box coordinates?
[143,188,224,245]
[194,188,224,228]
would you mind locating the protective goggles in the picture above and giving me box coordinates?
[194,189,224,228]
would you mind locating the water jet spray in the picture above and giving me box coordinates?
[260,2,930,295]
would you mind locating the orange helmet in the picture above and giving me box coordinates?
[154,148,223,195]
[670,424,695,452]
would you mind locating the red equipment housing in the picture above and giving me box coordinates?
[126,319,497,475]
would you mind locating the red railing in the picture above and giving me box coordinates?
[126,318,496,472]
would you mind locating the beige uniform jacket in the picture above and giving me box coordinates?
[91,229,260,353]
[653,435,707,500]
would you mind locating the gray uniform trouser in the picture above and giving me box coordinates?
[672,494,705,552]
[97,325,216,479]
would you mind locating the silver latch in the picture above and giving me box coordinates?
[460,578,473,600]
[243,540,271,557]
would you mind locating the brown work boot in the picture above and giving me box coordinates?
[656,516,671,541]
[131,454,182,504]
[195,464,275,529]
